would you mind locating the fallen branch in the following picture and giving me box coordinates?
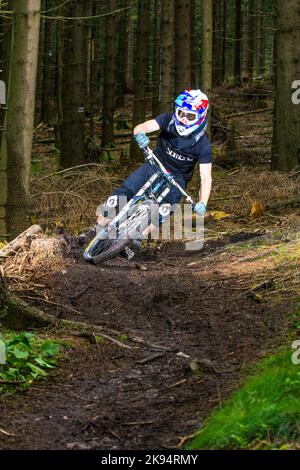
[187,232,266,264]
[22,295,83,316]
[240,279,275,298]
[128,335,173,352]
[0,428,16,437]
[266,197,300,210]
[69,284,91,300]
[73,330,132,350]
[288,170,300,179]
[124,421,155,427]
[30,191,87,202]
[0,225,42,257]
[159,379,187,392]
[1,290,134,349]
[1,276,173,352]
[225,107,274,118]
[38,163,105,182]
[210,194,242,202]
[3,293,58,330]
[136,352,166,365]
[0,379,26,385]
[33,138,55,144]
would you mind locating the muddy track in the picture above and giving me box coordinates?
[0,234,293,450]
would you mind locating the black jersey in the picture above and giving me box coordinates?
[154,113,212,182]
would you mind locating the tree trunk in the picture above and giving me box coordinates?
[242,0,251,81]
[116,0,129,110]
[129,0,150,162]
[59,0,87,169]
[234,0,242,82]
[159,0,174,113]
[102,0,117,148]
[86,0,94,138]
[175,0,191,95]
[0,0,12,147]
[190,0,197,88]
[55,3,64,150]
[271,0,300,170]
[0,2,12,239]
[256,0,264,77]
[151,0,161,116]
[212,0,220,86]
[0,0,41,239]
[41,0,53,123]
[247,0,255,77]
[201,0,212,136]
[126,14,134,93]
[93,1,103,112]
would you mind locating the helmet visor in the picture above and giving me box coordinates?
[175,107,199,125]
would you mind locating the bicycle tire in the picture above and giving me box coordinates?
[83,201,152,264]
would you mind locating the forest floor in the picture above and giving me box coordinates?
[0,82,299,450]
[0,230,299,450]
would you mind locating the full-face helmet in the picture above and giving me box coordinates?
[174,89,209,136]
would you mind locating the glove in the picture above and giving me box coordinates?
[194,201,206,217]
[134,131,150,149]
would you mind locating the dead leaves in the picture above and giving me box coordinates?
[249,200,264,219]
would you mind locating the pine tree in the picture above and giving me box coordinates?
[130,0,150,162]
[175,0,191,94]
[102,0,117,149]
[159,0,174,113]
[59,0,87,169]
[0,0,41,237]
[201,0,212,135]
[272,0,300,170]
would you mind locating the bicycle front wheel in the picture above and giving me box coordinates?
[83,201,152,264]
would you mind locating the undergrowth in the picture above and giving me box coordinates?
[0,331,62,391]
[186,345,300,450]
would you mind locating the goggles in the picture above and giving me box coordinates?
[175,107,199,125]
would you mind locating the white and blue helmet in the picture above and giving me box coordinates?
[174,89,209,136]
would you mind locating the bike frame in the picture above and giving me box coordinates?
[87,146,196,245]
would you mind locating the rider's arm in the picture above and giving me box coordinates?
[133,119,160,135]
[199,163,212,206]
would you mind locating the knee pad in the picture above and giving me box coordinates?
[148,202,172,226]
[158,203,172,225]
[97,189,131,218]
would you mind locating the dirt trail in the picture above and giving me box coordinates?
[0,233,295,450]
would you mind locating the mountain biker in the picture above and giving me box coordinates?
[82,89,212,258]
[96,89,212,230]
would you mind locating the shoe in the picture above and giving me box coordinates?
[120,240,142,261]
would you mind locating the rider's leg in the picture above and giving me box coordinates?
[96,162,156,227]
[141,174,187,238]
[81,164,156,242]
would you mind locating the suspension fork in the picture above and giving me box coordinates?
[107,172,160,227]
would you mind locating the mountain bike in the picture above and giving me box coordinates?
[83,146,196,264]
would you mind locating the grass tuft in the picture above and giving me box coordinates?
[186,348,300,450]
